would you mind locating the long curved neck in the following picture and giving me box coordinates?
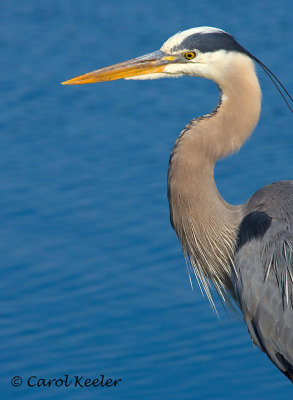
[168,54,261,307]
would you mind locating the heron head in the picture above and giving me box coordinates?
[61,26,252,85]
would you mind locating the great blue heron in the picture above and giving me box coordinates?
[62,27,293,381]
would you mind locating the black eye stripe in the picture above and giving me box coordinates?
[174,32,249,55]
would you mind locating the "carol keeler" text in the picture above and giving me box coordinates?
[26,374,122,388]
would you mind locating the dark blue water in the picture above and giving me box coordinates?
[1,1,292,399]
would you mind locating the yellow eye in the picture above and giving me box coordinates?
[184,52,196,60]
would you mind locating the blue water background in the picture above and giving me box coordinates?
[1,1,293,399]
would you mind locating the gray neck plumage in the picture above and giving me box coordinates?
[167,53,261,310]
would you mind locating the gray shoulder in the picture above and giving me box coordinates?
[236,180,293,251]
[244,180,293,218]
[233,180,293,380]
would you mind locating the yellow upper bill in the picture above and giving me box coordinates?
[61,51,175,85]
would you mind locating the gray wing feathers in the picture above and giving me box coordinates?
[234,181,293,380]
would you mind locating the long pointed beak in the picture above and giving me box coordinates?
[61,50,175,85]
